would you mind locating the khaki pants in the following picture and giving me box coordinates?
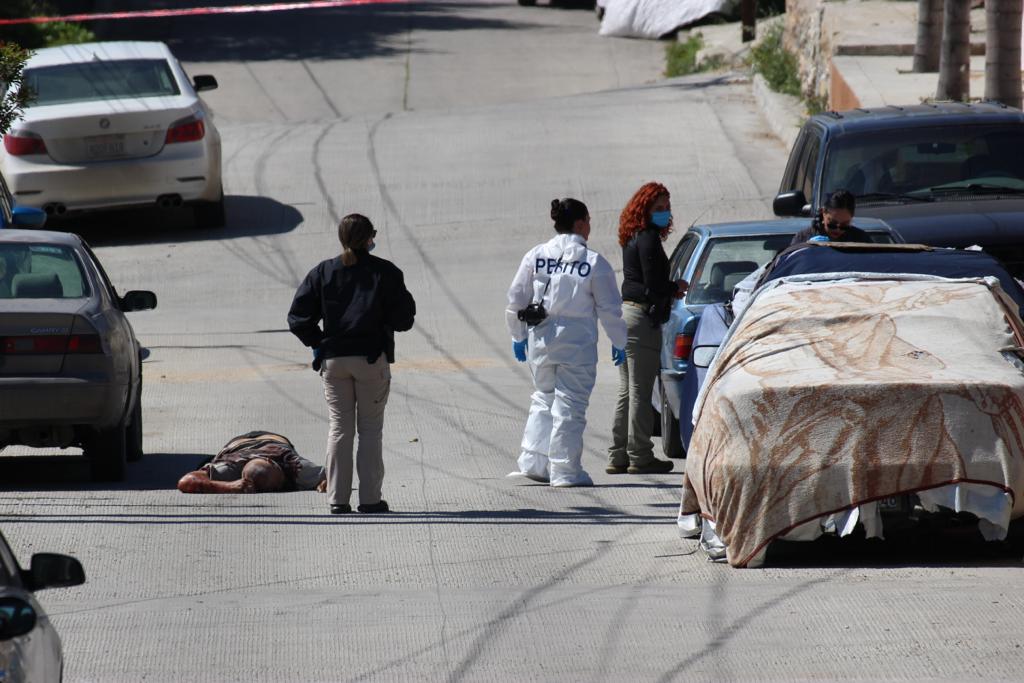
[321,356,391,506]
[609,304,662,467]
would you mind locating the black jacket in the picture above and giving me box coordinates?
[790,223,873,245]
[288,251,416,367]
[621,227,679,305]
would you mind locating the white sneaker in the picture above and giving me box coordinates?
[506,471,550,483]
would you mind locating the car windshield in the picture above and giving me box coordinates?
[821,125,1024,201]
[687,234,794,305]
[23,59,180,106]
[0,244,89,299]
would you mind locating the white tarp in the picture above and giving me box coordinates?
[599,0,738,39]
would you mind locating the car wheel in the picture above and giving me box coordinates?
[517,0,537,6]
[86,425,127,482]
[193,187,226,229]
[661,381,685,459]
[126,388,143,463]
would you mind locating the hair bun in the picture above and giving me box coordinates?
[550,199,561,221]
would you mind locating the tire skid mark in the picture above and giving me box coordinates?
[365,114,521,388]
[243,62,289,122]
[216,126,306,288]
[300,60,342,118]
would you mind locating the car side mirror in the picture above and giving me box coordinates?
[192,75,218,92]
[23,553,85,592]
[11,205,47,228]
[691,345,719,369]
[0,597,37,640]
[120,290,157,312]
[773,190,809,217]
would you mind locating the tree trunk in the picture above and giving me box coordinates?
[914,0,944,72]
[985,0,1023,108]
[741,0,757,42]
[937,0,972,100]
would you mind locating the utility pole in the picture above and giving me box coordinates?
[913,0,944,72]
[937,0,971,100]
[985,0,1023,108]
[741,0,757,42]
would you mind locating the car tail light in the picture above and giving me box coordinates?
[165,114,205,144]
[3,131,47,156]
[0,335,102,354]
[673,333,693,361]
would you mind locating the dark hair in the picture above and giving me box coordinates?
[550,198,588,234]
[824,189,856,214]
[338,213,375,266]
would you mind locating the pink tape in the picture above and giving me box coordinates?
[0,0,409,26]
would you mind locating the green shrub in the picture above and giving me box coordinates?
[0,1,95,49]
[665,34,725,78]
[750,22,801,97]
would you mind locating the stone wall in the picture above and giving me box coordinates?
[784,0,833,101]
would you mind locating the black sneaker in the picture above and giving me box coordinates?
[330,504,352,514]
[358,500,390,514]
[605,464,628,474]
[627,459,674,474]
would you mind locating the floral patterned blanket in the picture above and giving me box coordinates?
[680,276,1024,567]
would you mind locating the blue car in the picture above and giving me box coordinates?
[0,170,46,229]
[678,242,1024,455]
[656,218,899,458]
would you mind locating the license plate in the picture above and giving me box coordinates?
[85,134,125,159]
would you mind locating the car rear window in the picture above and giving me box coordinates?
[24,59,180,106]
[0,244,89,299]
[687,235,794,305]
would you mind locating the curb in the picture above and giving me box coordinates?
[751,73,803,150]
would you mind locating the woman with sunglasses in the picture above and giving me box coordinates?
[289,213,416,515]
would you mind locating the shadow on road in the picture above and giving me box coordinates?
[44,195,304,247]
[763,522,1024,568]
[0,452,210,491]
[89,2,540,62]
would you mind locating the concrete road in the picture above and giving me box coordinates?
[3,1,1024,682]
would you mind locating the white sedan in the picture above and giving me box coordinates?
[2,41,224,228]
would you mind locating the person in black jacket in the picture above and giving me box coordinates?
[288,214,416,515]
[607,182,686,475]
[790,189,872,245]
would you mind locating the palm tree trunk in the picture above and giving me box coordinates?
[985,0,1023,108]
[937,0,972,100]
[914,0,944,72]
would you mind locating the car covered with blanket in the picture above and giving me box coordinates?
[677,242,1024,567]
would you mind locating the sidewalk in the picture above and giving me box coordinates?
[682,1,1003,147]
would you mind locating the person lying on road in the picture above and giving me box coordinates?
[177,431,326,494]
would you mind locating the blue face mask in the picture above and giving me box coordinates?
[650,211,672,228]
[367,242,376,252]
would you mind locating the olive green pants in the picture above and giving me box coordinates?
[609,304,662,467]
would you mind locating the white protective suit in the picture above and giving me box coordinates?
[506,233,628,487]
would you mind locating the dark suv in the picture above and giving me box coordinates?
[772,102,1024,276]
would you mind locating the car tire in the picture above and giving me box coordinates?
[661,381,685,459]
[193,187,226,229]
[86,424,127,482]
[126,387,143,463]
[518,0,537,6]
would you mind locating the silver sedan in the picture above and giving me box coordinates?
[0,229,156,481]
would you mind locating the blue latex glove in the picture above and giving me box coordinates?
[312,347,322,362]
[611,346,626,367]
[808,234,830,242]
[512,339,528,363]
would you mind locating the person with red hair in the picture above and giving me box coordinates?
[608,182,686,475]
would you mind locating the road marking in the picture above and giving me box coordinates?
[0,0,408,26]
